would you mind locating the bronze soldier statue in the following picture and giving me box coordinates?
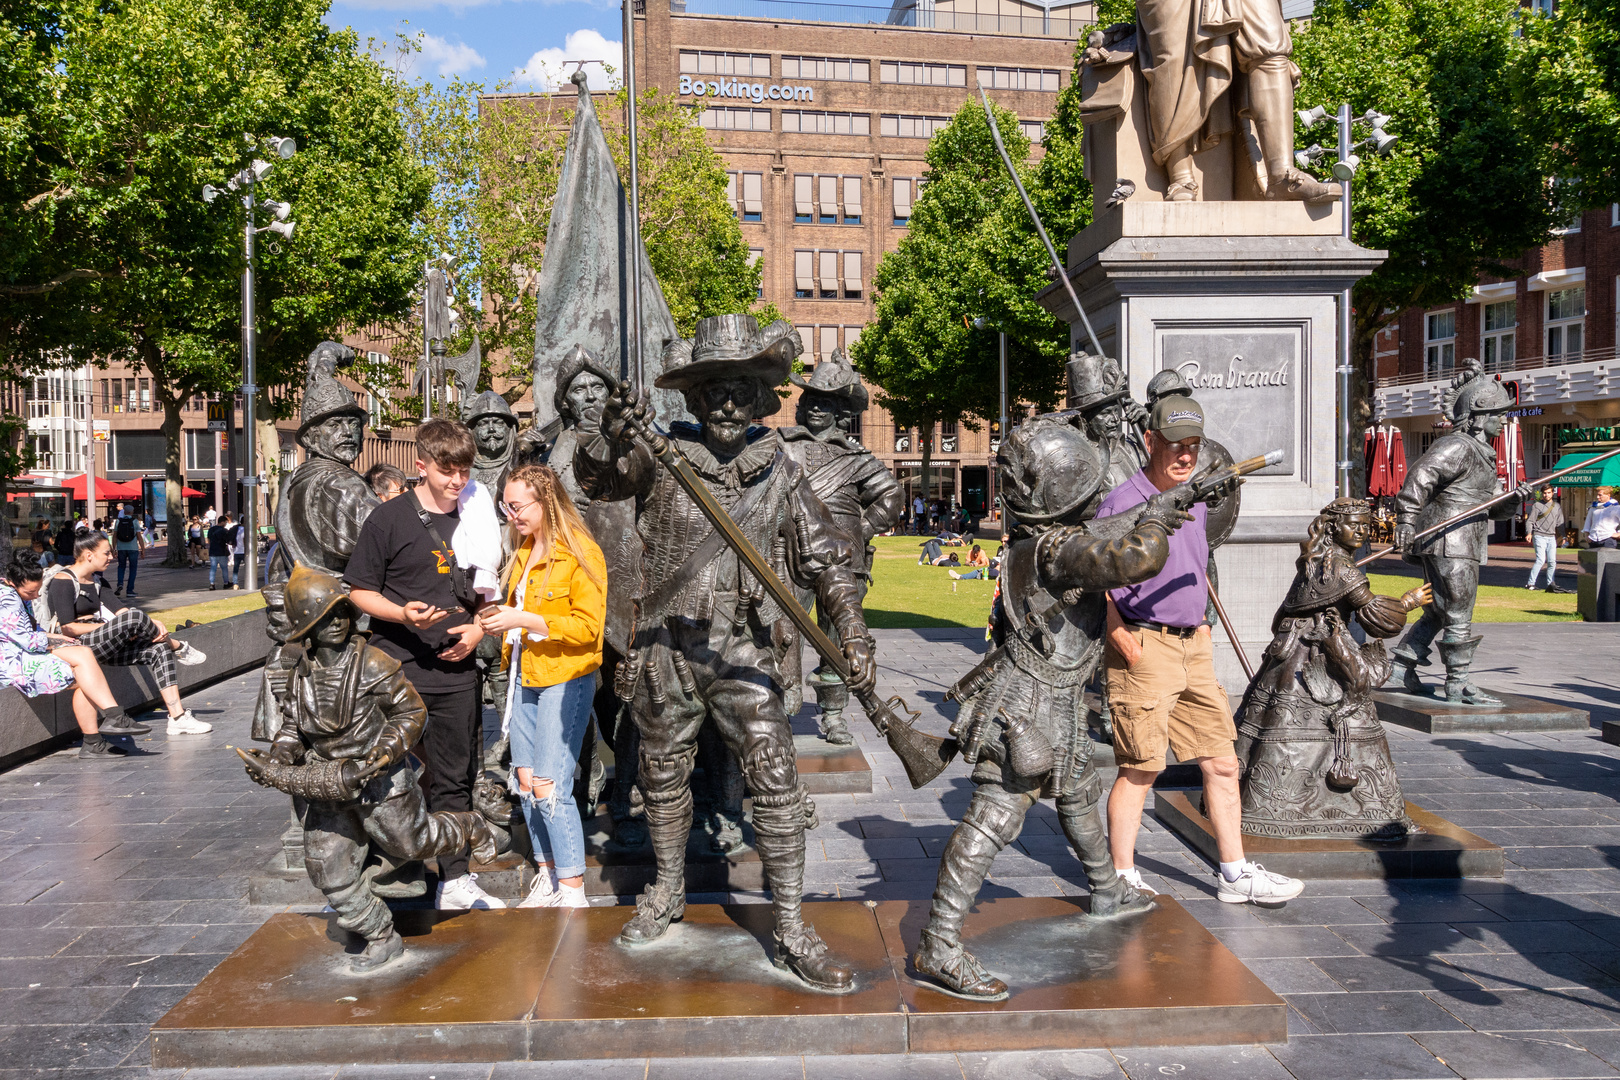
[465,390,519,505]
[579,315,876,991]
[781,350,903,745]
[1237,499,1430,839]
[1390,360,1532,705]
[1067,352,1148,492]
[916,416,1223,1001]
[240,567,497,972]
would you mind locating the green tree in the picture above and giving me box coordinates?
[1516,0,1620,209]
[1292,0,1563,427]
[25,0,430,565]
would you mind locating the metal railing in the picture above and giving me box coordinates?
[1375,344,1619,389]
[675,0,1093,36]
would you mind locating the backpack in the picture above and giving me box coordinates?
[33,564,75,633]
[115,517,136,543]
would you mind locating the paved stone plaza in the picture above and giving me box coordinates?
[3,623,1620,1079]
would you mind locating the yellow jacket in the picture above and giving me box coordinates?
[500,534,607,688]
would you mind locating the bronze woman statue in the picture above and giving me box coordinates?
[1236,498,1430,840]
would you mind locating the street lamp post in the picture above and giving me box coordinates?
[203,134,297,592]
[1297,106,1396,498]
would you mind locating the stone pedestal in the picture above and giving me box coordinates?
[1373,689,1590,734]
[1038,203,1386,688]
[1578,549,1620,622]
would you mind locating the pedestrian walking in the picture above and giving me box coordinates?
[1525,490,1567,592]
[112,504,144,597]
[207,514,234,590]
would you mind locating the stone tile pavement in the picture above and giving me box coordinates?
[3,624,1620,1078]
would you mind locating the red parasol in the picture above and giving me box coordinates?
[1388,430,1408,491]
[1494,428,1508,480]
[1511,420,1527,487]
[1367,428,1391,496]
[181,485,205,497]
[32,474,143,500]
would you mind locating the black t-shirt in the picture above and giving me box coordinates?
[343,492,477,693]
[207,524,231,557]
[48,573,128,629]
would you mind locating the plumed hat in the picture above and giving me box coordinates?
[657,315,799,417]
[462,389,517,427]
[1441,358,1511,425]
[999,417,1105,526]
[552,344,620,420]
[1065,352,1129,413]
[790,348,870,412]
[298,341,367,437]
[283,564,356,642]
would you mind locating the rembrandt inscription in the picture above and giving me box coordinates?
[1162,330,1299,475]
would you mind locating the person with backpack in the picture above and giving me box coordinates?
[207,514,234,590]
[1,552,135,758]
[48,531,212,736]
[112,504,144,597]
[230,515,247,584]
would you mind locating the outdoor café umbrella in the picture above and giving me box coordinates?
[1367,427,1391,496]
[1388,429,1408,492]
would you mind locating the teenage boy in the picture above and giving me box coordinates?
[345,418,500,911]
[207,514,234,590]
[113,504,144,597]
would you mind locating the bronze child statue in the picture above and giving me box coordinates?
[1236,499,1431,840]
[239,566,498,973]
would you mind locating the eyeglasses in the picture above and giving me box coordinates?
[501,499,538,517]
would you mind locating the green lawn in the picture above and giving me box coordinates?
[148,591,267,628]
[863,536,1581,629]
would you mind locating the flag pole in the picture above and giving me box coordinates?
[622,0,645,393]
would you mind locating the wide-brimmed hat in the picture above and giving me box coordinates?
[552,344,620,420]
[462,389,516,427]
[284,565,355,641]
[790,348,869,412]
[1065,352,1128,413]
[656,315,799,416]
[298,341,367,437]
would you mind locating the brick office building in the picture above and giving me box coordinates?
[626,0,1086,518]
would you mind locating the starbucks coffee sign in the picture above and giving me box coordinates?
[678,75,814,103]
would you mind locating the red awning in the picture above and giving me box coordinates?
[28,474,142,500]
[181,485,205,497]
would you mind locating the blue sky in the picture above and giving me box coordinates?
[326,0,625,91]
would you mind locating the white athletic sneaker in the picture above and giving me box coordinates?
[173,640,207,666]
[1216,862,1304,905]
[1117,866,1160,896]
[516,866,559,908]
[166,711,213,735]
[437,872,506,910]
[554,883,589,909]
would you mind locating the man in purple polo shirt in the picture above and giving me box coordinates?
[1096,396,1304,906]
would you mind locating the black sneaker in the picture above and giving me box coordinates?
[79,739,129,758]
[1546,583,1572,594]
[113,586,122,596]
[98,715,152,736]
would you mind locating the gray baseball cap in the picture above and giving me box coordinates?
[1149,396,1206,442]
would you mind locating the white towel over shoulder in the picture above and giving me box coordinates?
[453,479,505,603]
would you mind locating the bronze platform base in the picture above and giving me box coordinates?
[794,733,873,793]
[1154,791,1504,879]
[1373,688,1589,733]
[152,897,1282,1067]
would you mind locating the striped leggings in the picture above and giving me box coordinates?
[78,609,177,690]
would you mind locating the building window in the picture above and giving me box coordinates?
[880,114,949,139]
[749,248,763,298]
[1424,310,1456,378]
[781,110,870,135]
[1481,299,1516,373]
[99,380,108,413]
[781,56,869,81]
[365,351,391,430]
[1539,423,1559,472]
[139,378,151,412]
[818,325,839,362]
[1547,286,1585,363]
[842,176,861,224]
[725,172,738,217]
[794,250,814,298]
[1553,209,1582,235]
[727,171,762,221]
[1019,120,1045,142]
[894,178,916,225]
[698,107,771,131]
[880,61,965,87]
[818,250,838,298]
[125,379,138,413]
[842,251,863,298]
[795,174,862,223]
[976,66,1060,91]
[679,50,770,77]
[797,250,863,299]
[794,175,812,224]
[1612,203,1619,227]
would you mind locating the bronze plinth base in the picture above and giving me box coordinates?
[152,898,1283,1067]
[1373,689,1589,733]
[1154,791,1504,879]
[794,733,873,793]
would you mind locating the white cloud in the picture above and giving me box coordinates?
[418,32,488,77]
[511,29,621,91]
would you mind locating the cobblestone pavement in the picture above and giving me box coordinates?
[5,624,1620,1079]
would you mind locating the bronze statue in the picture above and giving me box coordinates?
[579,314,876,992]
[1390,360,1532,705]
[239,567,497,972]
[1237,499,1431,839]
[465,390,519,505]
[780,350,903,745]
[916,416,1212,1001]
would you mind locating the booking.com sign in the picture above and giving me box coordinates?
[678,74,814,103]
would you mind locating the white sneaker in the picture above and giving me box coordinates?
[554,883,589,909]
[516,866,559,908]
[173,640,207,666]
[1117,866,1159,896]
[436,872,506,910]
[166,711,213,735]
[1216,862,1304,905]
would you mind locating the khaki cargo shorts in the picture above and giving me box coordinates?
[1103,625,1236,771]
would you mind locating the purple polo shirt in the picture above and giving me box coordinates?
[1094,469,1208,628]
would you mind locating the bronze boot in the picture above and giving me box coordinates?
[617,783,692,944]
[774,924,855,993]
[1058,796,1154,918]
[350,930,404,973]
[913,928,1008,1001]
[1439,635,1502,706]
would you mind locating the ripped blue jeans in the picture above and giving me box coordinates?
[508,672,595,879]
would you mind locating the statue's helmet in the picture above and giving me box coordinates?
[789,348,869,412]
[657,314,800,417]
[999,417,1106,526]
[1442,359,1512,425]
[462,389,517,428]
[1065,352,1129,413]
[283,565,355,641]
[1145,368,1194,408]
[552,344,620,420]
[297,342,367,438]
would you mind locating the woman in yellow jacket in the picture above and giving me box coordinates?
[476,463,607,909]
